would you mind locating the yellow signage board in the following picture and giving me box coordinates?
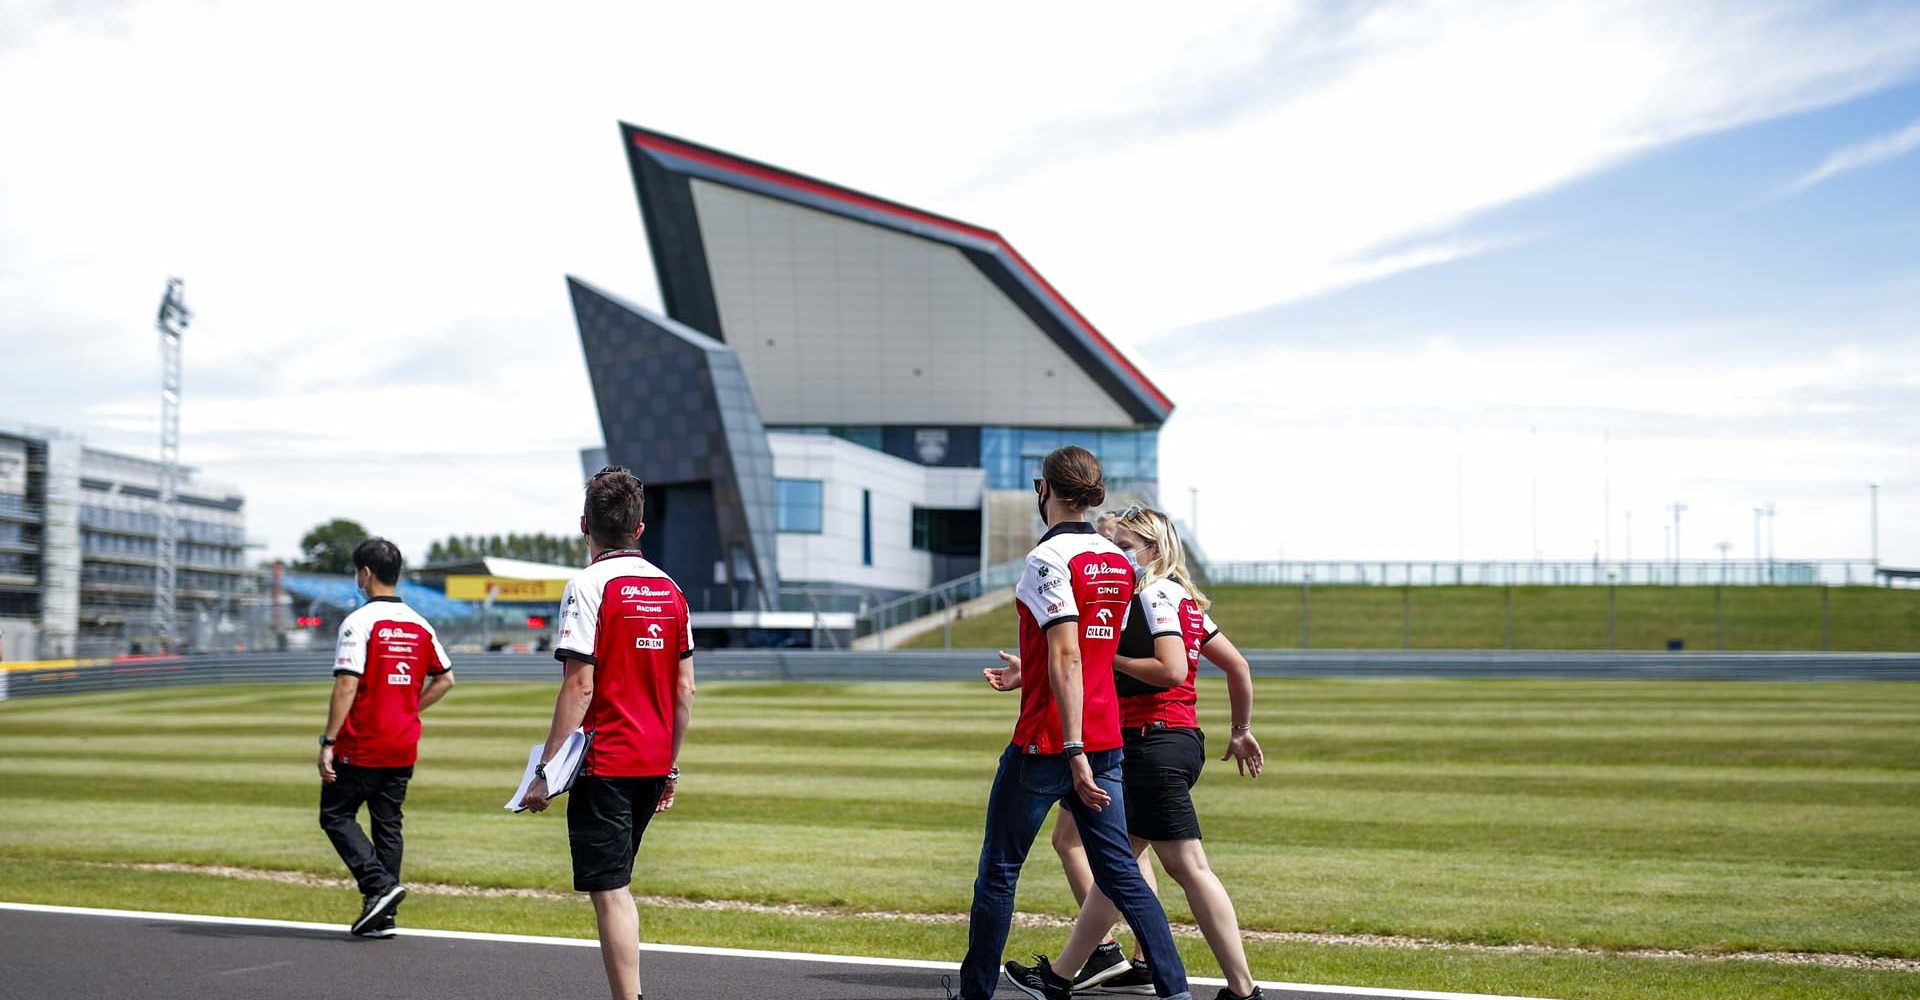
[445,576,568,603]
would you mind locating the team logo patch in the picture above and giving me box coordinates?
[1086,607,1116,639]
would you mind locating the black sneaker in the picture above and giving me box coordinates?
[364,911,396,939]
[1002,955,1072,1000]
[1084,959,1154,995]
[349,884,406,936]
[1073,942,1132,990]
[1214,989,1264,1000]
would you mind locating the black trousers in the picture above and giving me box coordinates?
[319,762,413,896]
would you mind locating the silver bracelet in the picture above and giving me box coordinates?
[1230,723,1252,732]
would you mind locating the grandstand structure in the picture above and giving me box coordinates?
[0,425,251,660]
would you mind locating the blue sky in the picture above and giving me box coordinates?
[1175,77,1920,347]
[0,0,1914,566]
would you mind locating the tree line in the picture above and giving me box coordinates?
[293,518,586,575]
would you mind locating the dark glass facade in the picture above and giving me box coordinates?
[569,276,780,611]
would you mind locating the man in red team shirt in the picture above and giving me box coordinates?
[521,467,696,1000]
[317,538,455,938]
[961,447,1190,1000]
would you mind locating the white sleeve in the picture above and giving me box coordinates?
[680,592,695,658]
[426,626,453,675]
[1142,582,1182,639]
[1201,610,1221,645]
[333,616,366,676]
[554,576,600,665]
[1014,548,1076,629]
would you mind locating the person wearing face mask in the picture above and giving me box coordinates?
[984,507,1265,1000]
[316,538,455,938]
[961,447,1191,1000]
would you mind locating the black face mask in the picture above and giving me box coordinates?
[1036,485,1050,522]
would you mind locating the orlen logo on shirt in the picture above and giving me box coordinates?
[1085,607,1116,639]
[635,622,668,650]
[621,585,674,599]
[376,627,419,641]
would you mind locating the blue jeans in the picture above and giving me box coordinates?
[960,745,1191,1000]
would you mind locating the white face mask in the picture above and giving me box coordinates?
[1122,547,1142,573]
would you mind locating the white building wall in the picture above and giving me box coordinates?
[770,433,984,594]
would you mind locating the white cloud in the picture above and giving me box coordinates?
[1780,116,1920,194]
[1,1,1917,563]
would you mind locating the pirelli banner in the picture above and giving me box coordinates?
[445,576,568,603]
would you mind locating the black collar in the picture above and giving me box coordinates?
[1039,521,1095,544]
[591,548,644,564]
[367,595,403,603]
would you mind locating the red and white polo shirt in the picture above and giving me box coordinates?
[1115,576,1221,729]
[1010,521,1134,754]
[554,550,693,778]
[332,596,452,767]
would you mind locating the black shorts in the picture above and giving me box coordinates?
[1121,725,1205,842]
[567,774,668,892]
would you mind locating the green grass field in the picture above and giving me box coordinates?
[906,584,1920,651]
[2,678,1917,1000]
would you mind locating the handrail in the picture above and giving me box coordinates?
[855,559,1026,645]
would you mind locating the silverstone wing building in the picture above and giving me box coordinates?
[573,124,1172,623]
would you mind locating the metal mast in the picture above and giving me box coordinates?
[155,278,190,652]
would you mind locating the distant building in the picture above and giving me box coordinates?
[0,425,250,659]
[571,125,1172,633]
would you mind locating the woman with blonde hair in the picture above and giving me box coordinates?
[987,506,1264,1000]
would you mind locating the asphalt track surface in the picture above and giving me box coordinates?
[0,904,1558,1000]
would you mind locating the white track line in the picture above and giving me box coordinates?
[0,901,1563,1000]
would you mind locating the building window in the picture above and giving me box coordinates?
[913,507,982,555]
[774,479,823,533]
[833,426,884,451]
[980,427,1162,490]
[861,490,873,567]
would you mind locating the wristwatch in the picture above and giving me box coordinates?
[1061,743,1085,759]
[666,766,681,782]
[318,735,336,747]
[534,762,547,781]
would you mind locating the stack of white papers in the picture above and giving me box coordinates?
[504,728,589,812]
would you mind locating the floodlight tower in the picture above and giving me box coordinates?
[155,278,191,652]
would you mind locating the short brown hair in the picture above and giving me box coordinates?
[1041,445,1106,511]
[584,466,645,550]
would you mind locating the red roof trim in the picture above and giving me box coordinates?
[628,129,1174,415]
